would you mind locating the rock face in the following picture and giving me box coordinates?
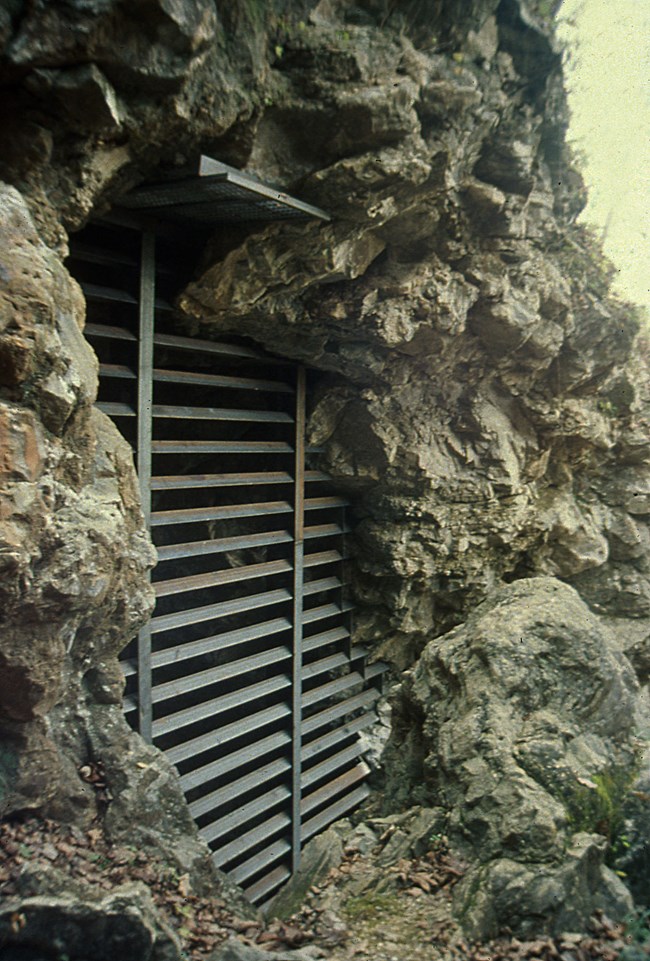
[0,881,184,961]
[383,577,640,935]
[0,0,649,940]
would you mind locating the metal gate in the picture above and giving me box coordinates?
[68,217,386,906]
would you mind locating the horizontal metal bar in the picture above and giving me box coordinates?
[123,696,137,714]
[151,440,293,456]
[305,496,349,511]
[151,587,292,634]
[304,470,331,483]
[213,812,291,869]
[201,783,291,844]
[303,600,353,625]
[301,712,377,763]
[301,784,370,842]
[301,761,369,816]
[304,522,351,540]
[151,500,293,527]
[153,367,293,393]
[152,616,292,669]
[156,530,292,562]
[302,742,366,789]
[229,838,291,887]
[302,688,381,737]
[167,702,291,767]
[302,670,364,709]
[120,659,137,678]
[152,404,293,423]
[180,731,291,792]
[151,472,293,491]
[301,652,348,681]
[96,401,137,417]
[244,865,291,906]
[152,646,291,703]
[154,675,291,738]
[153,331,285,362]
[190,757,291,821]
[303,576,342,596]
[304,549,343,568]
[81,281,137,305]
[302,625,350,654]
[154,558,292,597]
[85,322,137,341]
[99,363,137,380]
[365,661,390,680]
[69,242,139,269]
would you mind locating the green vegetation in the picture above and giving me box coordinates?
[620,908,650,960]
[343,891,401,924]
[560,763,638,865]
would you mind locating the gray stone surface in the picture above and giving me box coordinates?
[269,828,344,920]
[209,938,321,961]
[382,577,645,935]
[0,882,183,961]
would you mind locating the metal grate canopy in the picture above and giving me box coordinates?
[119,155,331,226]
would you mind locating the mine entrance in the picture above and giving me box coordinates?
[67,161,386,907]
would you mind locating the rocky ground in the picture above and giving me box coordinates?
[1,814,647,961]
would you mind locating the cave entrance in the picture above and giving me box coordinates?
[67,159,386,908]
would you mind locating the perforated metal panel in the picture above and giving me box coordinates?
[68,221,387,908]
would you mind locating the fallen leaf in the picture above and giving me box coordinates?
[178,873,191,897]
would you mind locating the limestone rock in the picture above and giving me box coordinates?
[382,578,643,934]
[456,834,633,940]
[209,940,320,961]
[269,829,344,920]
[0,881,183,961]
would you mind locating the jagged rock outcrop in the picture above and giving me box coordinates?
[382,577,641,935]
[0,0,649,941]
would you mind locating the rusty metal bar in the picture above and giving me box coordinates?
[245,865,291,906]
[180,730,292,793]
[167,702,291,767]
[190,760,292,822]
[202,784,292,844]
[153,367,293,393]
[301,688,381,737]
[136,230,155,743]
[213,812,292,869]
[154,558,292,597]
[154,675,291,738]
[156,530,292,562]
[151,471,293,490]
[291,366,306,875]
[301,762,369,816]
[150,499,293,527]
[151,440,293,455]
[152,404,293,423]
[152,617,291,669]
[301,785,370,843]
[151,645,291,703]
[151,587,292,634]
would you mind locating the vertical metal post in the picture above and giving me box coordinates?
[291,366,306,874]
[137,230,155,743]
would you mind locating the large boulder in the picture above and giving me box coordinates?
[0,881,183,961]
[383,577,644,937]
